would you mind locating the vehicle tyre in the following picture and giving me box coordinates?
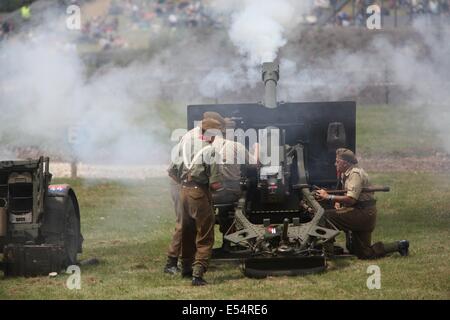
[41,195,81,267]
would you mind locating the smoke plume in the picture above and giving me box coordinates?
[1,1,450,165]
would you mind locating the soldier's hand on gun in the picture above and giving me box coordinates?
[314,189,329,201]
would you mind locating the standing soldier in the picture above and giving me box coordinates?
[164,112,226,274]
[316,148,409,259]
[168,118,223,286]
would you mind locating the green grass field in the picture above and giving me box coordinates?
[0,104,449,299]
[356,105,444,157]
[0,173,449,300]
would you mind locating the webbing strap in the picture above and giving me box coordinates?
[182,141,212,171]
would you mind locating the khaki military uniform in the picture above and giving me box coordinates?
[211,136,249,235]
[168,129,222,277]
[166,127,201,260]
[167,180,182,258]
[325,165,389,259]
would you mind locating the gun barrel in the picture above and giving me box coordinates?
[327,186,390,195]
[292,185,390,194]
[262,62,279,109]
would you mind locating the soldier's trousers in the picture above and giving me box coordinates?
[167,182,182,258]
[324,206,388,259]
[180,185,215,274]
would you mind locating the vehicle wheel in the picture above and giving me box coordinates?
[41,195,81,267]
[64,197,80,266]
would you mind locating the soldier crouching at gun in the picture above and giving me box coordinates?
[315,148,409,259]
[211,117,258,251]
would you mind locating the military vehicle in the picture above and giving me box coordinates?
[0,157,82,277]
[187,62,388,277]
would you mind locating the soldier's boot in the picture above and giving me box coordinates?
[163,256,180,275]
[384,240,410,256]
[398,240,410,256]
[180,259,193,278]
[192,265,207,286]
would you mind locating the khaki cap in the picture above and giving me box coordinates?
[201,118,222,137]
[203,111,226,130]
[336,148,358,164]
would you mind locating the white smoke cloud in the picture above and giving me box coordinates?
[0,28,169,164]
[1,1,450,163]
[197,0,313,100]
[276,19,450,105]
[276,18,450,154]
[226,0,311,66]
[0,9,231,165]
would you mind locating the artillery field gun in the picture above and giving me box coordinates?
[0,157,82,277]
[188,62,388,277]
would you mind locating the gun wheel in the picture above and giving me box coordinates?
[242,256,326,278]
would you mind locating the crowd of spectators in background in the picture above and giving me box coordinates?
[0,19,13,41]
[0,1,30,43]
[1,0,450,46]
[0,0,215,47]
[114,0,214,29]
[79,0,217,50]
[313,0,450,27]
[80,14,128,50]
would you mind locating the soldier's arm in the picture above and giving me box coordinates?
[167,164,180,183]
[316,189,357,206]
[330,172,362,205]
[345,172,363,200]
[207,147,223,191]
[316,172,363,206]
[167,142,182,183]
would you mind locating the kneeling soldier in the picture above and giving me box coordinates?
[316,148,409,259]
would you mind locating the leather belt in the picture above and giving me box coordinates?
[181,180,207,189]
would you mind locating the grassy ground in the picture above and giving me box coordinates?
[356,105,444,157]
[0,172,449,300]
